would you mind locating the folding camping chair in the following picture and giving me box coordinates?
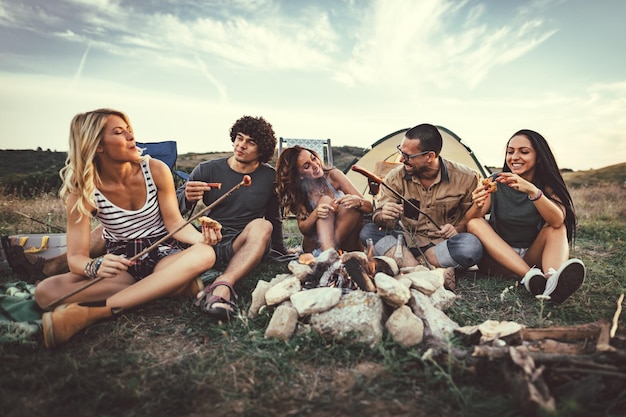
[278,137,333,167]
[136,140,189,183]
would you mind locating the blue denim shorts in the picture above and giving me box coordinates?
[432,233,483,269]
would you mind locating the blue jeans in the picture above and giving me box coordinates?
[359,222,483,269]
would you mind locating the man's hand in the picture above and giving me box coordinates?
[379,202,403,221]
[184,181,216,203]
[432,223,458,239]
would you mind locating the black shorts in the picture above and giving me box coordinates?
[211,226,270,270]
[106,236,184,280]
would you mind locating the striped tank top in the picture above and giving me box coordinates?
[95,158,168,241]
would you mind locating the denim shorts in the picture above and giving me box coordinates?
[432,233,483,269]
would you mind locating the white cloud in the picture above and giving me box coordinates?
[335,0,557,91]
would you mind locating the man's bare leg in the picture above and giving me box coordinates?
[208,219,272,312]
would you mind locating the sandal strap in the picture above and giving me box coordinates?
[205,295,238,310]
[207,281,238,300]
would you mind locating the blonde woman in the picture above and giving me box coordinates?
[35,109,221,347]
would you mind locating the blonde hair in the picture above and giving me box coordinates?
[59,109,143,222]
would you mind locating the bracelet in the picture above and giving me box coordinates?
[84,256,104,279]
[357,198,363,208]
[529,189,543,201]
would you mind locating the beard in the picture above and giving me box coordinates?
[404,162,428,178]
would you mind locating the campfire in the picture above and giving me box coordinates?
[248,247,457,349]
[297,248,397,293]
[246,248,626,414]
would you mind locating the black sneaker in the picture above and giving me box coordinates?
[521,267,546,296]
[543,259,586,305]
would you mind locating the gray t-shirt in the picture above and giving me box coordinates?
[176,157,286,254]
[488,175,544,248]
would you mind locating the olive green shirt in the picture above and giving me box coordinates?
[372,157,479,248]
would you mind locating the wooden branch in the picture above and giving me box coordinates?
[610,293,624,338]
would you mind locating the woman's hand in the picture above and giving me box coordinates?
[496,173,537,196]
[316,202,337,219]
[336,194,363,210]
[95,254,132,279]
[472,183,492,208]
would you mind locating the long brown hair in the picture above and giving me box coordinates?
[275,145,329,218]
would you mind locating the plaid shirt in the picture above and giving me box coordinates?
[372,157,479,248]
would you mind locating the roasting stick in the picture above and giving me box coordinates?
[351,165,441,229]
[43,176,250,310]
[610,293,624,338]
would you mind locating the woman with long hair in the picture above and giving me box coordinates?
[465,129,584,304]
[275,146,372,253]
[35,109,221,347]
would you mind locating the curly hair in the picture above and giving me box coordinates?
[502,129,577,243]
[59,108,144,222]
[229,115,277,164]
[275,145,330,218]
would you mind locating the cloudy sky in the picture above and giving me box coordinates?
[1,0,624,170]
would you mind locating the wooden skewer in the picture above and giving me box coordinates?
[42,175,251,310]
[610,293,624,338]
[351,165,441,229]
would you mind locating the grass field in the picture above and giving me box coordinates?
[0,166,624,417]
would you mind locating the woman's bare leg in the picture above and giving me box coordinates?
[524,224,569,273]
[315,195,337,251]
[35,243,215,310]
[333,206,364,251]
[466,218,531,278]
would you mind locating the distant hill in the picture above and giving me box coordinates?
[562,162,626,188]
[0,146,367,195]
[176,145,366,173]
[1,148,623,195]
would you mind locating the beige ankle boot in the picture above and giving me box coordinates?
[42,301,121,348]
[170,276,205,299]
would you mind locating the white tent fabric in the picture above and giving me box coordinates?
[345,126,491,196]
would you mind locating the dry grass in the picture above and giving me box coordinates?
[0,179,625,417]
[570,183,626,220]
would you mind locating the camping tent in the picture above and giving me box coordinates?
[345,126,492,196]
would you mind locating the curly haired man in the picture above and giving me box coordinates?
[176,115,287,320]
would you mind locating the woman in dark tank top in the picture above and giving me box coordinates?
[464,129,584,305]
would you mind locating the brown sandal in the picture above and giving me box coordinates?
[194,281,238,321]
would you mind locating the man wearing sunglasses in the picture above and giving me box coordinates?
[359,123,483,289]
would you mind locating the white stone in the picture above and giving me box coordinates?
[410,289,459,341]
[374,272,411,308]
[248,280,271,318]
[385,305,424,347]
[287,262,313,282]
[428,285,457,311]
[309,291,384,348]
[264,303,299,340]
[403,270,444,295]
[265,276,302,306]
[290,287,342,316]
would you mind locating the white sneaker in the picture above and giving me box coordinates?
[543,259,586,304]
[520,267,546,295]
